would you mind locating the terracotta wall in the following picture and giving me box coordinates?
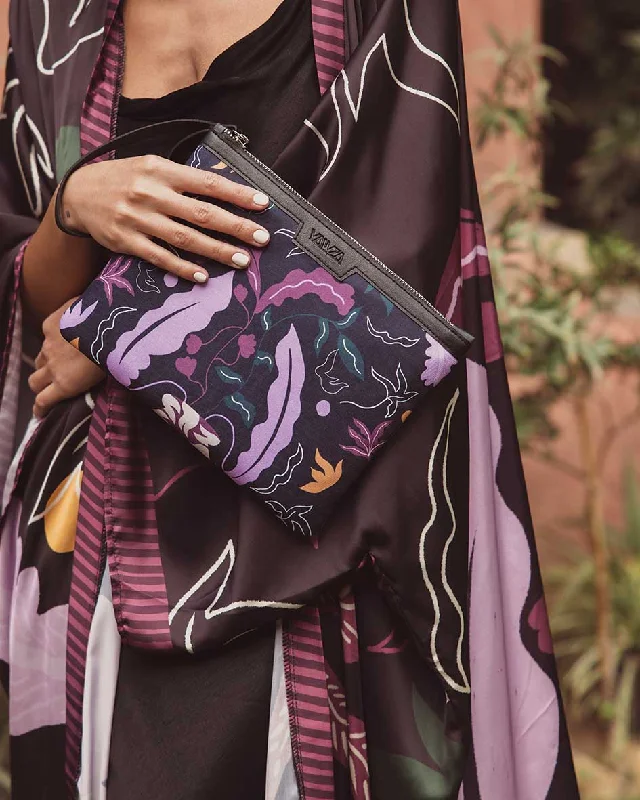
[459,0,540,186]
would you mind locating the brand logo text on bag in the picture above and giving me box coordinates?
[309,227,345,265]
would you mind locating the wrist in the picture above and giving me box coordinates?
[55,172,90,237]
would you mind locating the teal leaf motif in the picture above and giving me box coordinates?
[370,751,455,799]
[55,126,81,181]
[334,308,361,329]
[261,308,272,331]
[224,393,256,427]
[337,334,364,379]
[254,351,274,370]
[412,685,463,771]
[214,366,243,385]
[315,319,330,355]
[381,294,394,316]
[365,283,374,294]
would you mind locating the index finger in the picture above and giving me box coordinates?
[162,160,270,211]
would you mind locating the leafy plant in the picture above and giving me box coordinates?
[474,30,640,717]
[547,465,640,759]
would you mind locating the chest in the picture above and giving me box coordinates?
[121,0,285,98]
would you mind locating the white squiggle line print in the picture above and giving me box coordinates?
[313,17,460,182]
[461,244,489,267]
[419,388,470,693]
[440,390,470,690]
[366,317,420,348]
[37,0,104,76]
[342,35,458,127]
[69,0,91,28]
[445,276,462,321]
[319,81,343,181]
[254,444,304,495]
[27,415,91,527]
[169,539,302,653]
[29,462,82,525]
[203,414,236,469]
[6,73,53,214]
[90,306,137,361]
[12,106,53,216]
[402,0,459,115]
[444,245,490,321]
[303,119,330,168]
[0,78,19,120]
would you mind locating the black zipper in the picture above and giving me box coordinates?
[209,125,473,356]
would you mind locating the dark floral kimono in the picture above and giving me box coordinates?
[0,0,580,798]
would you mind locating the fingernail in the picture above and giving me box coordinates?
[193,271,208,283]
[253,229,270,245]
[253,192,269,207]
[232,252,251,267]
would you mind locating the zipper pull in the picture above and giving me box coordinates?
[215,124,249,148]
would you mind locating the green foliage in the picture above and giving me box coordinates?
[474,27,564,149]
[547,465,640,756]
[474,30,640,448]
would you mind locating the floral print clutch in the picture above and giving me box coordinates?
[60,124,473,537]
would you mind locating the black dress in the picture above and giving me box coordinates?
[107,2,320,798]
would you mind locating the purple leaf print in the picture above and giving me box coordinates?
[0,530,67,737]
[340,418,392,459]
[59,298,98,330]
[99,255,135,305]
[421,332,457,387]
[228,325,305,484]
[106,271,234,386]
[254,268,355,315]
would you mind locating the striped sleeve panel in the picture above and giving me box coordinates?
[105,383,172,649]
[66,3,121,794]
[65,391,109,795]
[284,608,336,799]
[311,0,346,95]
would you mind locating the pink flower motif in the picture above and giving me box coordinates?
[237,333,256,359]
[186,334,202,355]
[175,356,197,378]
[234,284,248,303]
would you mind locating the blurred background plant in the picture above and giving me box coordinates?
[473,15,640,799]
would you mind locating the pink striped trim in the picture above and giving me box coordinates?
[284,608,336,800]
[105,382,172,649]
[65,3,122,794]
[310,0,345,95]
[65,392,110,794]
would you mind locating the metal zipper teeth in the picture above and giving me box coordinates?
[216,127,472,348]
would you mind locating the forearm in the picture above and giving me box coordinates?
[21,190,103,322]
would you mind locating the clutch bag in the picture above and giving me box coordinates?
[60,121,473,537]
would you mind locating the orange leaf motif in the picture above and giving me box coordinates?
[300,449,343,494]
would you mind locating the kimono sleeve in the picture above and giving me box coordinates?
[0,43,41,477]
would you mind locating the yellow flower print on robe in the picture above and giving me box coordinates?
[43,464,82,553]
[300,450,343,494]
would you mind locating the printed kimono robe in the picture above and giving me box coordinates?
[0,0,580,798]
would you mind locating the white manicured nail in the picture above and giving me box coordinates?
[232,252,251,267]
[193,271,208,283]
[253,229,270,245]
[253,192,269,206]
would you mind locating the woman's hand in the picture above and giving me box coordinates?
[28,301,106,417]
[60,154,271,284]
